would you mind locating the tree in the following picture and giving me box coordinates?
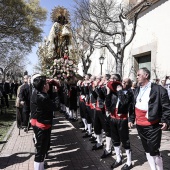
[73,0,151,76]
[0,50,29,80]
[0,0,47,56]
[71,18,98,75]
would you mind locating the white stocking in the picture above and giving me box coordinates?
[69,110,73,118]
[114,146,121,162]
[96,134,102,146]
[87,124,92,135]
[146,153,156,170]
[155,155,163,170]
[105,137,112,153]
[82,118,88,130]
[40,162,44,170]
[125,149,132,166]
[34,162,44,170]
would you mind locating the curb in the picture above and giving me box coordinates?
[0,121,16,152]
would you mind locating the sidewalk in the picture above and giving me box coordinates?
[0,112,170,170]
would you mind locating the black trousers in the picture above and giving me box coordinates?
[104,115,111,137]
[34,127,50,162]
[94,108,105,135]
[110,118,130,149]
[86,106,92,124]
[22,105,30,127]
[136,123,162,156]
[79,101,86,119]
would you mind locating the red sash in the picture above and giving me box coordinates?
[135,107,158,126]
[36,121,51,130]
[89,103,95,109]
[31,119,37,126]
[111,108,128,119]
[79,96,84,102]
[31,119,51,129]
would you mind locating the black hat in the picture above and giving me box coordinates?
[33,75,46,91]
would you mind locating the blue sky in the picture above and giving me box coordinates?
[26,0,75,75]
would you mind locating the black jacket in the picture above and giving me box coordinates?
[91,86,106,108]
[19,83,32,106]
[129,83,170,125]
[0,82,10,95]
[34,91,54,125]
[106,89,133,115]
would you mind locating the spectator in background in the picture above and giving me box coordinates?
[131,81,137,95]
[19,75,32,131]
[163,76,170,99]
[9,80,15,99]
[14,80,19,98]
[0,78,10,108]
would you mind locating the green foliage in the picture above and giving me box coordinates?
[0,0,47,56]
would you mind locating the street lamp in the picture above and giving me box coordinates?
[99,55,105,75]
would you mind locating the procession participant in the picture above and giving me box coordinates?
[77,78,88,133]
[87,75,97,142]
[19,75,32,132]
[77,80,83,125]
[31,75,57,170]
[82,74,94,138]
[30,74,41,149]
[63,79,70,119]
[129,67,170,170]
[79,75,89,132]
[102,74,122,159]
[68,76,78,121]
[91,75,106,150]
[101,74,121,159]
[108,77,133,170]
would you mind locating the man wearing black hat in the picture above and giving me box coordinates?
[31,75,57,170]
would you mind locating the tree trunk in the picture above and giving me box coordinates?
[116,55,123,78]
[83,67,88,75]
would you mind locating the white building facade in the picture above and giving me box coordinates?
[81,0,170,81]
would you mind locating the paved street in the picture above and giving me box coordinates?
[0,112,170,170]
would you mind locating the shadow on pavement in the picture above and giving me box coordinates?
[0,152,34,169]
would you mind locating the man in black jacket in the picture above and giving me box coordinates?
[19,75,32,130]
[128,67,170,170]
[107,77,133,170]
[31,75,53,170]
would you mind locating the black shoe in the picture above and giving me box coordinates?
[82,133,92,138]
[92,144,103,150]
[81,129,87,133]
[121,164,133,170]
[101,150,112,159]
[89,136,96,141]
[68,117,74,121]
[65,114,69,119]
[24,128,28,133]
[79,121,83,124]
[44,162,49,169]
[111,160,122,169]
[80,123,85,128]
[72,118,78,122]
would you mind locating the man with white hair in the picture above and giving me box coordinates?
[129,67,170,170]
[19,75,32,132]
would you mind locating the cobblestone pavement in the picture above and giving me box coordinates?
[0,112,170,170]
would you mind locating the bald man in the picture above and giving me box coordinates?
[108,78,133,170]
